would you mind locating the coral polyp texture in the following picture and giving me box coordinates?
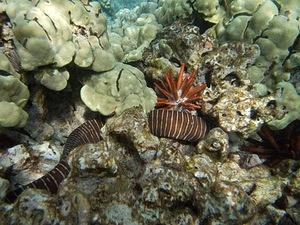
[216,0,299,62]
[108,6,162,62]
[80,63,157,116]
[0,0,116,91]
[268,82,300,130]
[212,0,300,129]
[143,21,214,77]
[242,120,300,167]
[0,75,29,128]
[154,64,206,112]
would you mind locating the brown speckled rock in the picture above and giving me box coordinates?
[0,107,298,224]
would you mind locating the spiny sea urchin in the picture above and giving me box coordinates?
[154,64,206,112]
[241,120,300,167]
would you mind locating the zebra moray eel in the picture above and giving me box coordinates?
[148,109,208,142]
[5,119,103,203]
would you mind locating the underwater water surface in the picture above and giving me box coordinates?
[0,0,299,224]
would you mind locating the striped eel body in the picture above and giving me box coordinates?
[148,109,208,142]
[5,119,103,203]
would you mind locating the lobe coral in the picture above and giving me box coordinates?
[154,64,206,112]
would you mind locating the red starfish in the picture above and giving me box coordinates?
[154,64,206,112]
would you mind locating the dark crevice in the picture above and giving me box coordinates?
[253,26,271,43]
[231,12,253,19]
[44,12,57,31]
[278,213,297,225]
[284,33,300,70]
[236,3,269,42]
[116,68,124,92]
[0,69,12,76]
[33,18,51,41]
[109,132,146,179]
[34,0,41,7]
[168,199,200,215]
[86,38,96,66]
[270,0,281,12]
[97,36,104,49]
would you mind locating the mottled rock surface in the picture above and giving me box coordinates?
[143,21,276,137]
[1,107,298,224]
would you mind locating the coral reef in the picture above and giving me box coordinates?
[143,21,275,137]
[147,0,225,25]
[215,0,299,81]
[0,178,9,199]
[1,107,298,224]
[142,0,300,129]
[215,0,300,87]
[80,63,157,116]
[128,0,300,130]
[269,82,300,129]
[0,142,61,190]
[0,0,299,223]
[212,0,300,128]
[4,119,104,203]
[106,0,148,16]
[0,51,18,76]
[0,11,22,73]
[108,6,162,62]
[0,75,29,128]
[143,21,214,78]
[34,68,70,92]
[99,0,112,16]
[0,0,116,91]
[197,127,229,160]
[210,85,274,137]
[152,0,192,25]
[191,0,225,23]
[0,84,96,195]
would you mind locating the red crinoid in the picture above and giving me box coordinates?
[241,120,300,167]
[154,64,206,112]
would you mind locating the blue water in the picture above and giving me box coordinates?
[100,0,146,15]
